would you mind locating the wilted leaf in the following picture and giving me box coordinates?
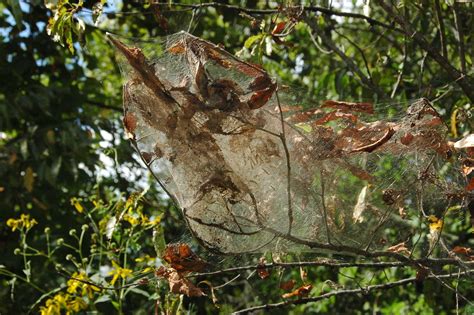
[387,242,411,255]
[163,243,207,273]
[314,111,358,125]
[451,246,472,256]
[281,284,312,298]
[257,257,270,279]
[248,84,276,109]
[351,128,395,153]
[167,43,185,54]
[322,100,374,114]
[123,112,137,139]
[156,266,205,297]
[280,279,296,291]
[271,22,286,35]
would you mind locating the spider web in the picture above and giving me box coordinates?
[108,31,464,255]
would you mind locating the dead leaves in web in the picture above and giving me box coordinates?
[156,266,205,297]
[162,243,208,273]
[123,112,137,140]
[257,257,270,279]
[351,128,395,153]
[322,100,374,114]
[155,243,208,298]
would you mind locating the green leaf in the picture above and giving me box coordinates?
[244,34,263,49]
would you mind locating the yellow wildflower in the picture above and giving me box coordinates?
[123,213,140,226]
[70,197,84,213]
[67,272,101,298]
[109,261,133,285]
[142,214,161,227]
[428,215,443,232]
[67,297,88,312]
[6,214,38,232]
[40,293,68,315]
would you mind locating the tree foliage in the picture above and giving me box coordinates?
[0,1,473,314]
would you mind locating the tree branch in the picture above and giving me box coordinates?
[374,0,474,103]
[233,269,474,314]
[191,258,473,278]
[151,2,402,32]
[305,16,387,98]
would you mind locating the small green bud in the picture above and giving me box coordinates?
[55,263,63,270]
[69,229,77,236]
[44,227,51,234]
[13,248,21,255]
[56,238,64,246]
[81,224,89,231]
[82,258,88,263]
[66,254,73,261]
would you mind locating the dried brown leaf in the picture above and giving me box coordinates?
[163,243,208,273]
[123,112,137,139]
[314,111,358,126]
[351,128,395,153]
[167,43,186,54]
[248,84,276,110]
[257,257,270,279]
[387,242,411,255]
[281,284,312,298]
[271,21,286,35]
[322,100,374,114]
[156,266,206,297]
[451,246,472,256]
[280,279,296,291]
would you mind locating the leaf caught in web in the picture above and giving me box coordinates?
[109,31,464,255]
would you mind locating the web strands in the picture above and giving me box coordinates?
[110,31,457,254]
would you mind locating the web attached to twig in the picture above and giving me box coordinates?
[109,31,465,254]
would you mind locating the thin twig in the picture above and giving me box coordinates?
[189,258,472,278]
[147,2,403,33]
[305,16,386,98]
[232,269,474,314]
[374,0,474,103]
[434,0,448,58]
[275,90,293,234]
[452,3,467,74]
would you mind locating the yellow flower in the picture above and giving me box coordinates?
[143,214,161,227]
[67,297,87,312]
[109,261,133,285]
[70,197,84,213]
[6,214,38,232]
[67,272,101,298]
[40,293,68,315]
[135,255,155,263]
[428,215,443,232]
[124,213,140,226]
